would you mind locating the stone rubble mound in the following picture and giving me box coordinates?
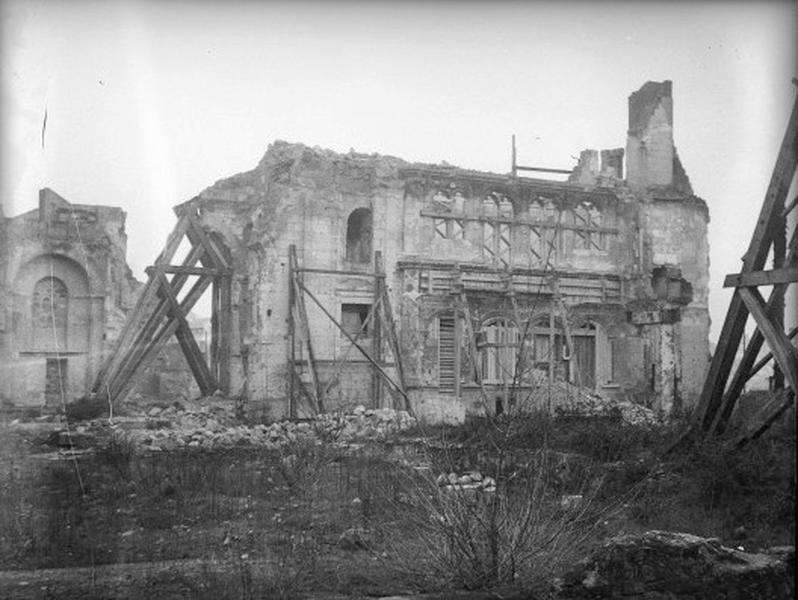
[116,402,417,452]
[558,530,794,599]
[435,470,497,493]
[530,380,659,426]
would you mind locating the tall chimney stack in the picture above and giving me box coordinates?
[626,80,674,192]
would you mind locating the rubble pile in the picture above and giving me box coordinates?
[558,530,795,598]
[115,403,417,452]
[530,381,659,426]
[435,470,497,493]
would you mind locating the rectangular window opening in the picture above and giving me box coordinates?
[341,303,371,337]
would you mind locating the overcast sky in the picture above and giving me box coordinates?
[2,0,796,340]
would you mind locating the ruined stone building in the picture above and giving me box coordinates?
[122,80,709,421]
[0,189,140,408]
[0,189,217,410]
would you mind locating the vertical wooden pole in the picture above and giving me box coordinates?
[548,311,555,385]
[290,245,323,413]
[211,273,220,383]
[288,247,296,418]
[217,274,232,394]
[379,274,410,412]
[373,252,384,408]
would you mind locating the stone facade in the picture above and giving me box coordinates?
[169,80,710,420]
[0,189,140,408]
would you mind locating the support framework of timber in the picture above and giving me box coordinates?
[287,245,410,417]
[92,204,233,405]
[693,83,798,446]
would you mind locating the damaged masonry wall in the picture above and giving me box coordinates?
[0,189,140,407]
[0,190,211,410]
[165,80,710,420]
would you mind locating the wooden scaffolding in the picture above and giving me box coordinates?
[92,204,232,405]
[287,245,410,417]
[693,83,798,445]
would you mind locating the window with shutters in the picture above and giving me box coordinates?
[530,316,597,388]
[438,316,456,394]
[480,318,519,385]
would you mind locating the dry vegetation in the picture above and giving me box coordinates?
[0,399,794,599]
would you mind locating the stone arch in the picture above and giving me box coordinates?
[13,254,91,354]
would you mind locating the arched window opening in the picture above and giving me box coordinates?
[345,208,372,263]
[31,276,68,351]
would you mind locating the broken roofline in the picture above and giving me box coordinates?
[399,165,619,206]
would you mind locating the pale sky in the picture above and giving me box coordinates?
[2,0,796,341]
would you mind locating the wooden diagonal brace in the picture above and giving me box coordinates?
[110,275,214,404]
[93,216,197,395]
[99,242,206,397]
[155,272,217,396]
[695,90,798,432]
[298,279,408,403]
[710,229,798,434]
[186,213,230,270]
[738,287,798,393]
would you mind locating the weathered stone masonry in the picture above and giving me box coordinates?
[0,189,140,407]
[172,80,710,421]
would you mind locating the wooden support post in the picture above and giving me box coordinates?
[215,274,232,394]
[289,245,323,414]
[373,252,384,408]
[695,90,798,433]
[504,271,528,405]
[288,249,296,418]
[378,262,410,412]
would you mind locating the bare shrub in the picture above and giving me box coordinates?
[381,450,606,594]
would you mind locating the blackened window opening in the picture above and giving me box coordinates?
[345,208,372,263]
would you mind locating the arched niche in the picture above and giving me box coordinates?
[12,254,91,353]
[345,207,372,263]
